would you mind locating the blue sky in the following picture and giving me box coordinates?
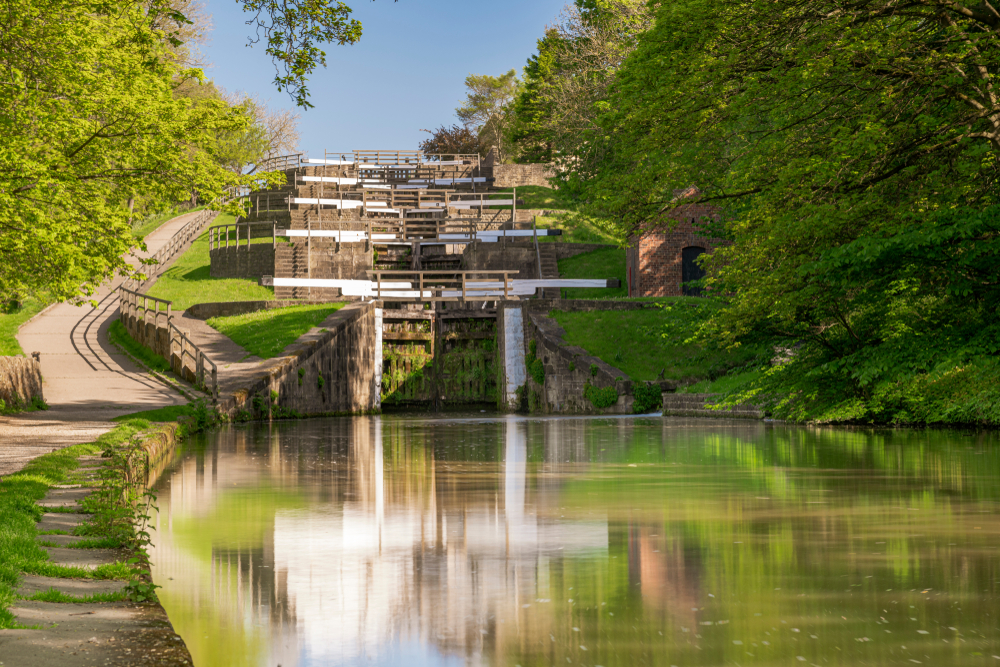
[202,0,566,156]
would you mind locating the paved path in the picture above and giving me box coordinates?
[0,214,199,475]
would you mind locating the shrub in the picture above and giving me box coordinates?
[584,381,618,409]
[632,382,662,414]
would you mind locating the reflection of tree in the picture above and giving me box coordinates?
[152,417,1000,667]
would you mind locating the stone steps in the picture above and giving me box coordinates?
[662,393,762,419]
[538,244,560,298]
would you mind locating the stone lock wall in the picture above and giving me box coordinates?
[0,355,44,408]
[489,164,556,188]
[222,302,381,418]
[497,300,674,414]
[626,202,727,298]
[274,240,372,300]
[209,244,275,279]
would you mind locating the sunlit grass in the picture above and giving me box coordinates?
[206,304,347,359]
[24,587,127,603]
[557,248,627,298]
[146,213,274,310]
[551,299,750,382]
[0,293,51,356]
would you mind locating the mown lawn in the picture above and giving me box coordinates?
[551,298,755,383]
[206,303,347,359]
[557,248,627,299]
[146,213,275,310]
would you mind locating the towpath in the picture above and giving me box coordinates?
[0,214,197,475]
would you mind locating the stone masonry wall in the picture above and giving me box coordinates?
[627,203,727,298]
[498,300,674,414]
[221,302,380,418]
[462,241,540,280]
[0,355,43,408]
[210,244,275,279]
[274,240,372,300]
[489,163,556,188]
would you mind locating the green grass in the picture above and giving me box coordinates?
[146,213,274,310]
[24,588,128,603]
[112,403,194,423]
[206,304,347,359]
[676,368,764,394]
[497,185,577,209]
[0,419,152,628]
[557,248,627,299]
[551,299,754,382]
[108,320,171,373]
[536,213,620,245]
[131,205,204,241]
[0,294,51,356]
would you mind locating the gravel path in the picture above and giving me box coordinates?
[0,214,199,476]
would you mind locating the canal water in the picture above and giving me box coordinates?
[149,415,1000,667]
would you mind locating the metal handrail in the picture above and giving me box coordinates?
[169,320,219,400]
[117,208,221,401]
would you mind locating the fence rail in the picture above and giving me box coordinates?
[140,209,215,285]
[366,270,518,303]
[208,220,278,250]
[117,209,220,400]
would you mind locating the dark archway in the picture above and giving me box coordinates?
[681,246,706,296]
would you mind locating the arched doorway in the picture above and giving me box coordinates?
[681,246,706,296]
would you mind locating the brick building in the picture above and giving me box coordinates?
[626,190,726,297]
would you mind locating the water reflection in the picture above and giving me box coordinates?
[150,416,1000,666]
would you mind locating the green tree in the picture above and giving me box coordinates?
[573,0,1000,422]
[507,0,652,165]
[508,29,563,163]
[456,70,521,163]
[0,0,260,304]
[238,0,363,108]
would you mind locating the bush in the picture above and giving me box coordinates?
[632,382,662,414]
[584,381,618,409]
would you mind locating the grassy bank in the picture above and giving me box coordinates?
[0,294,51,356]
[0,420,153,628]
[552,299,759,383]
[108,319,171,373]
[206,303,347,359]
[558,248,627,298]
[146,213,274,310]
[496,185,620,245]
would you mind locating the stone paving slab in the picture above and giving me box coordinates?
[44,547,124,570]
[16,575,126,598]
[36,513,90,533]
[37,534,86,547]
[0,601,191,667]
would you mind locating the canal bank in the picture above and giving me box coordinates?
[0,211,216,666]
[0,420,196,666]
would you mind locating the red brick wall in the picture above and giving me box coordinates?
[627,203,726,297]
